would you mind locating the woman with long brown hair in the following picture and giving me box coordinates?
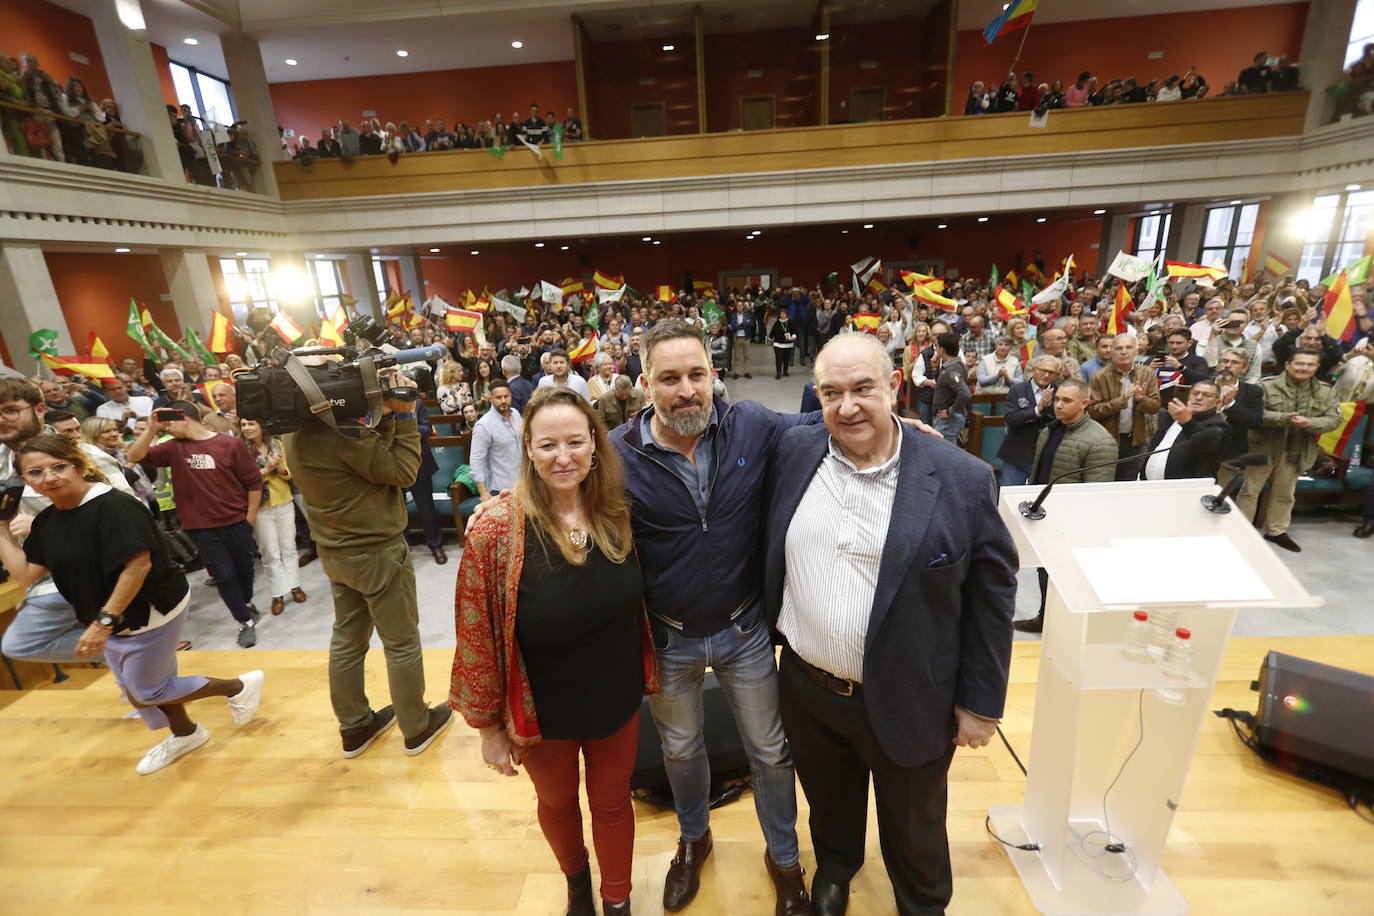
[451,387,658,916]
[0,435,263,774]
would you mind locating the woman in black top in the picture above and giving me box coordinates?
[0,435,264,774]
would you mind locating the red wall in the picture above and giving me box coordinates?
[585,36,699,139]
[829,17,938,123]
[1,0,113,101]
[954,3,1308,102]
[46,253,181,363]
[704,29,819,132]
[268,61,578,140]
[150,42,180,108]
[415,214,1103,301]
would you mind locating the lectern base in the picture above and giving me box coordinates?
[988,806,1189,915]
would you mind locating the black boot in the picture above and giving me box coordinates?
[602,898,631,915]
[566,863,595,916]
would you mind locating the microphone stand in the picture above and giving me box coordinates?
[1018,445,1174,520]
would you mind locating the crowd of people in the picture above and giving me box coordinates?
[962,49,1302,116]
[0,51,140,171]
[286,102,583,159]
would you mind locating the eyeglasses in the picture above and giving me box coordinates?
[0,404,37,422]
[21,461,75,481]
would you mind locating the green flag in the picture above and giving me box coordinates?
[126,300,156,359]
[1143,257,1163,306]
[624,286,642,300]
[485,143,505,160]
[584,302,600,329]
[184,327,216,365]
[144,312,192,361]
[1021,280,1035,303]
[703,297,723,329]
[989,264,999,289]
[552,123,564,161]
[1324,254,1371,288]
[27,329,59,359]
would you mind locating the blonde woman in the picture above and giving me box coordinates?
[436,360,472,414]
[239,417,306,615]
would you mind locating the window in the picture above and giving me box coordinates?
[311,259,346,317]
[1296,189,1374,283]
[371,257,391,301]
[1348,0,1374,67]
[169,60,236,128]
[1199,202,1260,279]
[1132,212,1172,264]
[218,258,275,323]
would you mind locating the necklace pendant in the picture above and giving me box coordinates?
[569,527,588,550]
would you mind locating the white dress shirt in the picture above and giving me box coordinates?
[777,419,901,682]
[538,371,591,402]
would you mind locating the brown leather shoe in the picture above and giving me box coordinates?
[297,547,317,567]
[431,546,448,565]
[270,596,285,615]
[764,851,810,915]
[663,830,712,912]
[291,586,307,603]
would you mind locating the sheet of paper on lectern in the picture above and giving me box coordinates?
[1072,536,1274,605]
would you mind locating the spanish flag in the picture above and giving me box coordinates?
[1004,269,1019,291]
[445,307,483,333]
[908,282,957,310]
[317,317,345,347]
[656,285,677,303]
[473,292,492,312]
[196,379,230,405]
[1024,263,1046,285]
[86,332,110,362]
[1262,252,1293,277]
[866,275,889,294]
[853,312,881,333]
[901,269,945,294]
[1018,338,1037,365]
[983,0,1037,44]
[1323,271,1357,341]
[268,310,305,345]
[994,286,1026,320]
[561,277,585,295]
[1165,260,1228,283]
[568,336,597,363]
[462,289,477,309]
[41,353,117,380]
[593,269,624,290]
[1105,283,1134,335]
[328,303,351,334]
[208,309,233,353]
[693,280,716,293]
[1318,402,1367,455]
[404,312,427,331]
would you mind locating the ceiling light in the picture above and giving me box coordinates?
[863,223,874,229]
[1229,199,1242,205]
[1093,209,1106,215]
[663,44,675,51]
[560,245,570,250]
[653,240,661,245]
[642,236,652,241]
[429,248,440,253]
[841,229,849,234]
[815,33,829,40]
[183,38,198,46]
[395,49,409,57]
[511,40,523,49]
[1036,217,1047,223]
[936,223,947,229]
[235,251,248,257]
[534,242,544,248]
[746,235,755,240]
[1002,3,1010,9]
[285,59,298,66]
[1346,184,1362,191]
[751,230,761,235]
[470,250,479,255]
[114,247,130,253]
[977,216,989,222]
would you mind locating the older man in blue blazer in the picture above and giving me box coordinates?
[765,333,1018,915]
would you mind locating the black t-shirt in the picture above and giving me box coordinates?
[515,521,644,740]
[1238,65,1270,94]
[24,487,188,631]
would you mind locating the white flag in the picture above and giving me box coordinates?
[1106,250,1152,283]
[493,297,527,323]
[597,286,627,304]
[539,280,563,305]
[519,136,543,160]
[850,256,882,293]
[515,286,530,299]
[424,294,450,317]
[1031,274,1069,305]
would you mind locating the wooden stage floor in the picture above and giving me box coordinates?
[1,636,1370,914]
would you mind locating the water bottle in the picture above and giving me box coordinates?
[1150,607,1181,652]
[1120,611,1154,663]
[1155,628,1194,705]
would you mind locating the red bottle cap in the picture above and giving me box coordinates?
[1175,628,1191,640]
[1133,611,1148,621]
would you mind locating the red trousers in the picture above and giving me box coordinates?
[521,710,640,904]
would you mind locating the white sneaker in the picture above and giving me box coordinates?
[227,670,265,725]
[123,708,142,720]
[136,723,210,774]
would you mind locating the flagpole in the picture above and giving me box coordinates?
[1010,18,1034,72]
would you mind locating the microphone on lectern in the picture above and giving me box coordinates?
[1200,454,1268,514]
[1018,445,1176,520]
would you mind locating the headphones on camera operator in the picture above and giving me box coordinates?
[236,314,443,438]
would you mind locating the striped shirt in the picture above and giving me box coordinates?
[776,419,901,682]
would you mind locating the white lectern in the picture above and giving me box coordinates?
[991,479,1319,915]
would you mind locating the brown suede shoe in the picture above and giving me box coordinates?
[291,586,307,603]
[764,851,810,916]
[663,830,712,912]
[270,596,285,615]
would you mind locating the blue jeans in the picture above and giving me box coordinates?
[0,591,83,663]
[648,602,800,867]
[933,412,966,444]
[1000,463,1030,488]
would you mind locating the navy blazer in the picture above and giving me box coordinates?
[765,422,1019,768]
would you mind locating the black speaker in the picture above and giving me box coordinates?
[631,672,750,803]
[1252,651,1374,786]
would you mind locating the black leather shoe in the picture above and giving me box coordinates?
[765,851,809,915]
[1264,532,1301,552]
[1354,523,1373,539]
[1013,615,1043,633]
[602,898,631,916]
[810,876,849,916]
[431,546,448,564]
[663,830,712,912]
[565,863,595,916]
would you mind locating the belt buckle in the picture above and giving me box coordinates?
[834,678,855,697]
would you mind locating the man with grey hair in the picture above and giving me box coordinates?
[997,354,1061,487]
[767,331,1016,914]
[500,353,532,414]
[594,374,644,430]
[1087,333,1161,480]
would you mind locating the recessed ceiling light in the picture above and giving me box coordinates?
[1036,217,1047,223]
[235,251,248,256]
[977,216,989,222]
[863,223,874,229]
[1093,209,1106,215]
[746,236,754,240]
[642,236,652,242]
[560,245,570,250]
[653,240,661,245]
[815,32,829,40]
[114,247,130,253]
[937,223,947,229]
[183,38,198,46]
[663,44,675,51]
[1229,199,1242,205]
[534,242,544,248]
[285,59,298,66]
[470,250,479,255]
[841,229,849,234]
[429,248,440,253]
[751,230,761,235]
[1002,2,1010,9]
[1346,183,1362,191]
[511,40,523,49]
[395,49,409,57]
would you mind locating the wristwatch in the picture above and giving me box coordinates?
[95,612,121,629]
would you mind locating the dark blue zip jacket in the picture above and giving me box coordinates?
[612,395,818,637]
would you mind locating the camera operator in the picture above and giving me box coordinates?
[283,367,452,758]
